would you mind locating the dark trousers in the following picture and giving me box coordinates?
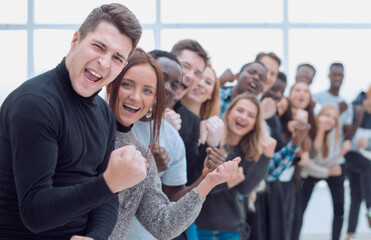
[345,152,371,233]
[293,169,345,240]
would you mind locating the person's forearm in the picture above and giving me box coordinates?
[168,176,203,202]
[314,129,325,150]
[194,176,216,199]
[85,195,119,240]
[20,175,114,233]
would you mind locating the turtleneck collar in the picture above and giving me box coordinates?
[116,120,133,133]
[56,57,101,103]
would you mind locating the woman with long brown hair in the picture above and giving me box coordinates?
[106,49,241,240]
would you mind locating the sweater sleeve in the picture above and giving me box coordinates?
[235,154,271,196]
[266,114,286,151]
[85,113,119,240]
[9,95,115,233]
[135,154,204,240]
[303,159,330,179]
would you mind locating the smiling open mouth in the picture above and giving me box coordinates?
[85,68,102,83]
[123,104,140,113]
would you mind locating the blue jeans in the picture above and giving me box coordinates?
[197,228,240,240]
[188,222,199,240]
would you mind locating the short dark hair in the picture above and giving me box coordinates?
[239,61,267,74]
[255,52,281,66]
[150,49,181,66]
[78,3,142,57]
[149,49,183,82]
[171,39,209,66]
[277,71,287,84]
[330,62,344,70]
[297,63,316,75]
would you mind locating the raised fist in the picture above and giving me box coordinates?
[164,108,182,131]
[292,121,311,147]
[262,137,277,158]
[151,145,170,173]
[202,147,226,178]
[104,145,148,193]
[261,97,277,120]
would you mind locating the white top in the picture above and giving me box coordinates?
[313,90,353,164]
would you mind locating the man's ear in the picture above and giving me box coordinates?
[71,31,80,49]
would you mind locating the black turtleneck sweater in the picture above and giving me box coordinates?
[173,101,202,186]
[0,59,118,239]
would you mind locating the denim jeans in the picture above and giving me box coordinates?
[197,228,240,240]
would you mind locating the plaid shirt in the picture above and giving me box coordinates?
[220,86,233,117]
[265,140,298,182]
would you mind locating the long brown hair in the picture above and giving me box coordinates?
[200,64,221,120]
[107,48,166,148]
[221,93,265,161]
[316,104,340,158]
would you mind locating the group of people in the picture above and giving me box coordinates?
[0,3,370,240]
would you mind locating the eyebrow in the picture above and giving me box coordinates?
[93,39,127,61]
[123,78,156,89]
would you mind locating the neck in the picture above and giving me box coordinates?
[227,134,241,146]
[231,86,238,99]
[328,88,339,96]
[181,97,201,117]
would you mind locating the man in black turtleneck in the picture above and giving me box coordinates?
[0,3,147,240]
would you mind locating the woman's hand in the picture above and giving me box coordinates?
[205,116,224,147]
[164,108,182,131]
[328,165,342,177]
[227,167,245,188]
[338,140,351,157]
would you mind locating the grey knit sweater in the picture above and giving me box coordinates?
[109,129,204,240]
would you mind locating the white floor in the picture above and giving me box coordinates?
[301,181,371,240]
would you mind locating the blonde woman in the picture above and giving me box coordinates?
[195,93,277,240]
[298,105,351,240]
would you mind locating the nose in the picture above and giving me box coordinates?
[129,89,140,101]
[98,53,110,69]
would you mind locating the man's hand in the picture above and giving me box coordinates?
[300,136,312,152]
[339,101,348,114]
[219,69,238,85]
[292,121,311,147]
[164,108,182,131]
[328,165,342,176]
[202,147,226,177]
[338,140,351,157]
[70,236,94,240]
[205,116,224,147]
[103,145,148,193]
[261,97,277,120]
[262,137,277,158]
[227,167,245,188]
[151,145,170,173]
